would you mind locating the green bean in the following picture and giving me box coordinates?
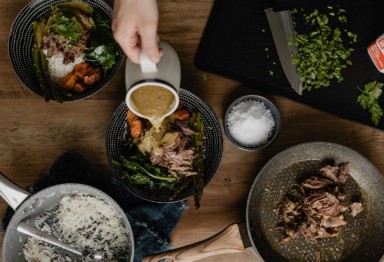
[32,21,51,101]
[190,112,205,208]
[55,2,93,15]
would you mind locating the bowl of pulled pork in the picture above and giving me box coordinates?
[9,0,123,102]
[106,89,223,208]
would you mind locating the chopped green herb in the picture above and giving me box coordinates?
[338,16,347,23]
[290,8,356,91]
[357,81,384,126]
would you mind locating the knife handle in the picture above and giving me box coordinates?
[141,223,245,262]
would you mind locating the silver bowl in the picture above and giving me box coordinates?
[224,95,281,151]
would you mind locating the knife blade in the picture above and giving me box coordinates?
[265,8,302,95]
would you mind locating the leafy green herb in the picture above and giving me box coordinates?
[85,45,116,75]
[49,16,81,41]
[85,10,118,74]
[113,137,176,192]
[357,81,384,126]
[121,156,176,182]
[290,8,357,91]
[88,10,114,47]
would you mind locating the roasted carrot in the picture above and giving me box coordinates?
[60,73,78,90]
[84,68,102,85]
[126,110,143,138]
[73,63,92,78]
[127,110,138,125]
[174,109,190,120]
[73,83,85,93]
[130,119,143,138]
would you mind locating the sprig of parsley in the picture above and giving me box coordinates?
[357,81,384,126]
[49,16,81,42]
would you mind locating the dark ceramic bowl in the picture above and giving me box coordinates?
[106,89,224,203]
[8,0,124,102]
[224,95,281,151]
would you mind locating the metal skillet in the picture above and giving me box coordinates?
[0,172,135,262]
[143,142,384,261]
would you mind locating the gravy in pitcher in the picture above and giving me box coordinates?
[130,85,176,130]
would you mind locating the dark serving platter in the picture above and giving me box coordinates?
[105,89,223,203]
[194,0,384,130]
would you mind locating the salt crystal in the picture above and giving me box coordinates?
[227,100,275,147]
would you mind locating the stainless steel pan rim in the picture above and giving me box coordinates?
[1,180,135,262]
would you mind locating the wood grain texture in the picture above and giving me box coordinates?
[1,0,384,262]
[142,224,245,262]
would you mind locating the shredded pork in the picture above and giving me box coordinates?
[277,162,363,244]
[150,122,198,178]
[42,33,88,64]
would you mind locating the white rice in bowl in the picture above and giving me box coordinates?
[44,51,85,85]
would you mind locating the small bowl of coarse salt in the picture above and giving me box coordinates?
[224,95,281,151]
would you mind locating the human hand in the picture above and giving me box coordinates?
[112,0,163,64]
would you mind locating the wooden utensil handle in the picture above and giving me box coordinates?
[142,223,245,262]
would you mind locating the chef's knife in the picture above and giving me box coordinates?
[265,8,302,95]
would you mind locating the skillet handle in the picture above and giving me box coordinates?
[142,223,245,262]
[0,171,30,210]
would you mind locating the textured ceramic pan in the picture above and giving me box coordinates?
[247,142,384,261]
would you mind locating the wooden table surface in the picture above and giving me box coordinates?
[1,0,384,261]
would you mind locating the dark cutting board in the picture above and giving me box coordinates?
[194,0,384,130]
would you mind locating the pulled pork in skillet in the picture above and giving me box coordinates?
[276,162,363,244]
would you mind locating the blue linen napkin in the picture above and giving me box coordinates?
[1,151,188,261]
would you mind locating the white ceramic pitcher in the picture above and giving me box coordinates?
[125,41,181,121]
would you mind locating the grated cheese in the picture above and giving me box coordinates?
[23,194,131,262]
